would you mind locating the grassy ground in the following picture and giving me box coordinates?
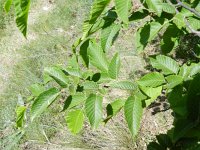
[0,0,91,149]
[0,0,173,149]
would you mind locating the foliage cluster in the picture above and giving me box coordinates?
[4,0,200,149]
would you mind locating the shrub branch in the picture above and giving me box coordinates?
[167,0,200,36]
[176,0,200,18]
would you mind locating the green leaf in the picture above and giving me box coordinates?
[173,119,197,142]
[109,80,135,90]
[44,67,69,87]
[29,84,45,97]
[68,55,79,69]
[145,0,163,16]
[82,18,107,40]
[137,72,165,87]
[80,39,90,67]
[88,41,109,72]
[124,95,143,137]
[82,20,92,40]
[162,3,176,14]
[82,81,99,90]
[108,53,120,79]
[82,70,94,80]
[150,55,179,75]
[135,91,148,101]
[91,73,101,82]
[63,93,87,111]
[161,24,180,54]
[156,134,173,148]
[97,72,112,83]
[195,1,200,12]
[85,94,103,129]
[13,0,30,37]
[147,142,164,149]
[31,88,60,121]
[43,73,53,84]
[103,8,118,21]
[167,85,187,116]
[89,0,111,23]
[181,8,194,17]
[72,37,82,50]
[140,86,162,107]
[16,106,26,128]
[66,110,84,134]
[129,9,149,22]
[64,68,82,78]
[178,64,193,79]
[101,24,120,52]
[114,0,131,23]
[90,18,106,34]
[187,74,200,120]
[184,125,200,139]
[135,21,163,52]
[165,75,183,89]
[189,63,200,77]
[173,13,185,29]
[70,85,80,94]
[4,0,13,13]
[105,99,125,123]
[107,99,125,116]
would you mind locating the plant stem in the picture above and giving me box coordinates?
[176,0,200,18]
[166,0,200,36]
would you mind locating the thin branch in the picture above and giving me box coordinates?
[184,18,200,36]
[166,0,179,13]
[166,0,200,36]
[176,0,200,18]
